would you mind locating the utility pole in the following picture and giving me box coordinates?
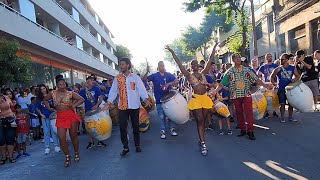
[250,0,258,57]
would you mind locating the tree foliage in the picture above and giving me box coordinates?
[184,0,251,56]
[164,39,195,63]
[114,44,132,60]
[0,39,33,86]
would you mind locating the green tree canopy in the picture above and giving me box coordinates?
[184,0,251,55]
[114,44,132,60]
[0,38,33,86]
[164,39,195,63]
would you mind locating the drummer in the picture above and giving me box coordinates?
[257,53,279,118]
[220,53,273,140]
[101,57,152,157]
[79,76,107,149]
[270,53,300,123]
[143,61,178,139]
[166,43,218,156]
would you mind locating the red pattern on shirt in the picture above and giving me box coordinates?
[16,114,28,133]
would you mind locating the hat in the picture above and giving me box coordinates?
[86,76,95,80]
[296,49,305,56]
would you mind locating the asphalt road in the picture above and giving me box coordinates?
[1,109,320,180]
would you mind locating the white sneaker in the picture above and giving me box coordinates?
[160,130,166,139]
[54,146,61,152]
[170,128,178,136]
[50,138,53,143]
[42,139,45,143]
[44,148,50,155]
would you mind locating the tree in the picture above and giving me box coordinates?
[184,0,251,56]
[114,44,132,60]
[0,38,33,86]
[164,39,195,63]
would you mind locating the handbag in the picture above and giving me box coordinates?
[1,116,16,127]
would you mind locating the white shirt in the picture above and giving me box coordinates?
[108,73,148,110]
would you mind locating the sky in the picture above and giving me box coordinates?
[88,0,204,73]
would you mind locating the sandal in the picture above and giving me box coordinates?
[199,142,208,156]
[74,152,80,163]
[65,155,71,167]
[0,158,7,165]
[9,157,16,163]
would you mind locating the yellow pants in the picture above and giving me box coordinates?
[187,94,213,110]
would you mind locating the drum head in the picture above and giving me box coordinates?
[160,91,178,103]
[285,80,302,90]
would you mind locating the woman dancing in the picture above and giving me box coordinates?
[165,43,218,156]
[44,76,84,167]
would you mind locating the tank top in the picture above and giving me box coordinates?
[16,114,28,133]
[52,90,73,107]
[276,65,295,90]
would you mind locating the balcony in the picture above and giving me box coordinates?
[0,2,118,76]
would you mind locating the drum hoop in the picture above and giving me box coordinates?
[85,107,103,116]
[285,80,302,90]
[160,91,178,103]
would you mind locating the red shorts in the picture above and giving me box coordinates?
[56,109,81,129]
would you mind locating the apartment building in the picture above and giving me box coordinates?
[0,0,118,86]
[249,0,320,61]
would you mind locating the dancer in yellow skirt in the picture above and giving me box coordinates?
[166,42,218,156]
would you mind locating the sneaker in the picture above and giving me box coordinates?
[50,138,53,143]
[86,142,95,149]
[200,142,208,156]
[23,152,30,156]
[42,139,45,143]
[136,146,142,153]
[227,130,233,135]
[264,112,270,118]
[160,130,166,139]
[44,148,50,155]
[98,141,107,147]
[54,146,61,152]
[120,149,129,157]
[207,124,215,130]
[288,117,298,122]
[16,153,22,159]
[170,128,178,136]
[280,117,286,123]
[273,112,279,117]
[219,130,224,135]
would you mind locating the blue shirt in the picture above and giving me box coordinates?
[217,88,230,99]
[206,74,215,84]
[258,63,278,82]
[147,72,176,104]
[108,73,148,109]
[36,98,54,118]
[277,65,295,90]
[28,103,38,119]
[79,86,102,112]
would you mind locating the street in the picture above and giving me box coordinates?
[1,109,320,180]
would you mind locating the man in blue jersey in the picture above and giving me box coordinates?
[143,61,178,139]
[270,53,300,123]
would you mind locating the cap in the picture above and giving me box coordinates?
[241,57,247,62]
[296,49,305,56]
[86,76,95,80]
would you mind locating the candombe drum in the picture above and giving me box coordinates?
[49,112,70,141]
[250,87,267,120]
[160,91,189,124]
[285,80,313,112]
[260,85,280,112]
[84,108,112,141]
[213,101,230,118]
[109,102,119,124]
[139,106,150,132]
[141,93,155,113]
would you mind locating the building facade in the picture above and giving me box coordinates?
[0,0,118,87]
[249,0,320,61]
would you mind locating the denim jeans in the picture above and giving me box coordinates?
[156,104,175,131]
[42,118,59,148]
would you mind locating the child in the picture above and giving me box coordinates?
[15,104,30,158]
[27,97,40,140]
[209,85,232,136]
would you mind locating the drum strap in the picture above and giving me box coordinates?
[281,66,291,80]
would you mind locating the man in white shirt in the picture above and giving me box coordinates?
[102,57,151,157]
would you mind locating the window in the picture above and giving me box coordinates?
[256,22,263,39]
[267,14,274,33]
